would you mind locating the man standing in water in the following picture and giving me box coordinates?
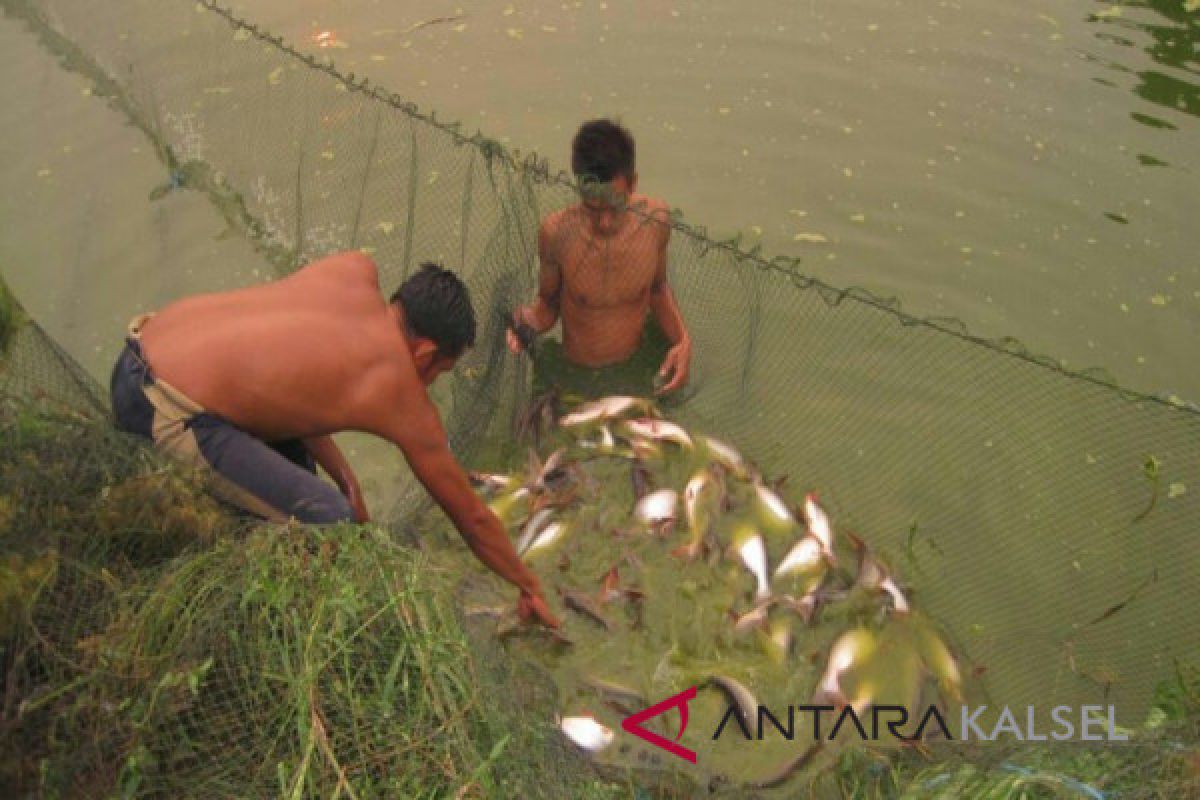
[507,119,692,395]
[110,252,559,627]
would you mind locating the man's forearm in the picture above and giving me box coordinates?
[454,502,542,595]
[651,286,689,345]
[303,435,356,492]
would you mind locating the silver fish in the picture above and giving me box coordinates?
[561,588,615,631]
[515,508,555,556]
[559,715,615,752]
[730,598,776,633]
[803,493,837,566]
[619,417,694,449]
[706,675,759,733]
[559,395,652,428]
[812,628,877,708]
[732,523,771,601]
[774,535,825,581]
[523,520,567,558]
[753,481,798,532]
[469,471,514,495]
[528,447,568,492]
[913,619,963,702]
[583,675,646,713]
[672,468,717,560]
[700,435,755,481]
[846,531,910,614]
[634,489,678,535]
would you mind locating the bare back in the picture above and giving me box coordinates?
[544,195,670,367]
[138,252,413,441]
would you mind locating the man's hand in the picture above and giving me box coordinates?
[506,307,538,355]
[655,338,692,395]
[506,325,524,355]
[518,589,561,628]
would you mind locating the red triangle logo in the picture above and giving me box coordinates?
[621,685,698,763]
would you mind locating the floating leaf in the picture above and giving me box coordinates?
[793,232,828,243]
[1168,483,1186,499]
[377,222,395,235]
[1150,294,1168,306]
[267,67,284,85]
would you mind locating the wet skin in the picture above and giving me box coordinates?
[508,174,692,395]
[138,250,559,626]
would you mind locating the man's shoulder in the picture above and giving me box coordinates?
[297,250,381,290]
[631,195,671,227]
[540,206,575,232]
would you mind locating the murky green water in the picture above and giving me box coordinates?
[228,0,1199,402]
[2,2,1197,403]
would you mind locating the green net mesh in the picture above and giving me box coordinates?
[2,0,1199,797]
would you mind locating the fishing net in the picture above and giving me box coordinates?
[1,0,1198,797]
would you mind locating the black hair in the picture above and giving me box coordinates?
[389,263,476,359]
[571,118,636,184]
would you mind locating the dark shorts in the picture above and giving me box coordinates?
[531,319,673,401]
[109,315,352,524]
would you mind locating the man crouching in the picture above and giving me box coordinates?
[110,252,558,626]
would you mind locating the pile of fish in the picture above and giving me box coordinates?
[468,395,967,787]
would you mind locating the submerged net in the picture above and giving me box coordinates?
[1,0,1199,797]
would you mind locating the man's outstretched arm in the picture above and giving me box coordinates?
[384,394,559,626]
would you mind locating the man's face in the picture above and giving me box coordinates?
[581,174,634,238]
